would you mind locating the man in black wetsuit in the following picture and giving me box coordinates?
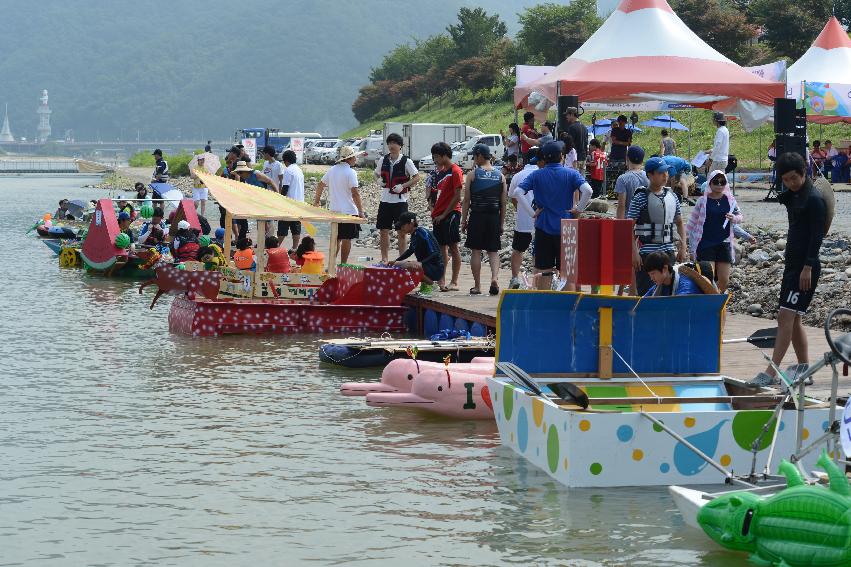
[389,211,445,297]
[749,152,827,388]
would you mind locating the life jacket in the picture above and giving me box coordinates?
[174,242,200,262]
[381,155,411,197]
[634,186,678,245]
[234,248,255,270]
[265,247,291,273]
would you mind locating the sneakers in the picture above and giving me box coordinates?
[509,277,521,290]
[782,363,814,388]
[415,282,434,297]
[747,372,780,388]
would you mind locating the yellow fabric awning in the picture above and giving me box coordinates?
[196,169,366,223]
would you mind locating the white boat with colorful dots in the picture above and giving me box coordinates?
[487,291,835,488]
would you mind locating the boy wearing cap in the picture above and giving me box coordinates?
[615,146,648,219]
[118,211,135,242]
[389,212,444,296]
[462,143,506,295]
[374,133,420,263]
[519,141,592,291]
[627,156,687,296]
[151,149,169,183]
[315,146,365,264]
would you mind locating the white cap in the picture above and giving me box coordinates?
[177,220,190,230]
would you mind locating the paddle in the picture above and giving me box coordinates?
[723,327,777,349]
[496,361,590,409]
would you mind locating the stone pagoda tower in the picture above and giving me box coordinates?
[36,89,51,143]
[0,104,13,142]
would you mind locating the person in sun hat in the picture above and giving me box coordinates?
[314,145,365,264]
[389,211,444,296]
[232,160,277,240]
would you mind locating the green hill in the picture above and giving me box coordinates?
[344,99,848,170]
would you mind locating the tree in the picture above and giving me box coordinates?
[446,7,508,60]
[671,0,761,64]
[445,57,503,91]
[750,0,833,60]
[516,1,603,64]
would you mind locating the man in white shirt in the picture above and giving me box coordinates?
[277,149,306,248]
[706,112,730,175]
[314,145,365,264]
[507,154,540,289]
[373,133,420,263]
[261,145,284,237]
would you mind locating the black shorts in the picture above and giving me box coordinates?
[696,242,732,263]
[512,230,533,253]
[433,211,461,246]
[534,229,561,270]
[465,212,502,252]
[376,201,408,230]
[422,260,445,283]
[779,263,820,314]
[277,220,302,237]
[337,222,361,240]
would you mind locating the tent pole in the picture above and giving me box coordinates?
[224,211,234,263]
[328,222,339,276]
[688,111,692,161]
[255,220,266,275]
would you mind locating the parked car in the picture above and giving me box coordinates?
[417,141,466,172]
[459,134,505,170]
[305,139,339,164]
[356,135,384,168]
[320,138,362,164]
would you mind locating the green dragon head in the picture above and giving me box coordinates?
[697,491,761,552]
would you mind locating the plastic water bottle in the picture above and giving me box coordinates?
[357,256,374,262]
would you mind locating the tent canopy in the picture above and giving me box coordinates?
[197,170,365,223]
[515,0,783,111]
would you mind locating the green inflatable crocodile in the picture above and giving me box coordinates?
[698,449,851,566]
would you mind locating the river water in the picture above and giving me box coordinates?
[0,176,749,566]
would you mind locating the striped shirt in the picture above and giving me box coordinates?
[627,188,681,255]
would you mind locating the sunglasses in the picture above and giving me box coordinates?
[710,178,726,185]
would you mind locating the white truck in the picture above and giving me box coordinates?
[383,122,483,167]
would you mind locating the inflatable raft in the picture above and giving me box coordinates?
[319,336,494,368]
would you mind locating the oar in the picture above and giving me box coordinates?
[723,327,777,349]
[496,361,590,409]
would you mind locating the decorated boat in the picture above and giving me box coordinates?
[319,335,494,368]
[143,170,421,336]
[77,197,201,279]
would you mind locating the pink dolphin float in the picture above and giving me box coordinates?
[365,369,494,419]
[340,357,494,396]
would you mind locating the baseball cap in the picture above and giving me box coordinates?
[541,141,562,162]
[528,156,539,165]
[644,156,668,175]
[472,144,491,159]
[215,227,226,239]
[627,146,645,164]
[177,220,191,230]
[117,211,131,221]
[393,211,417,230]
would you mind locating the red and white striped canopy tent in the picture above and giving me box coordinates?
[787,17,851,124]
[514,0,783,115]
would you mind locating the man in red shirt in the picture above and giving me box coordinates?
[519,111,539,162]
[429,142,463,291]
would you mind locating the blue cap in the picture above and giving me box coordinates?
[118,211,131,221]
[541,141,562,162]
[528,156,539,165]
[627,145,645,164]
[215,227,226,239]
[472,143,491,159]
[644,157,668,175]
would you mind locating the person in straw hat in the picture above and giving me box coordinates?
[231,160,278,241]
[314,145,365,264]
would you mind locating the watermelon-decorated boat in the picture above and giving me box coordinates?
[143,170,421,337]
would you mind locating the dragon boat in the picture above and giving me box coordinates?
[486,218,840,488]
[143,170,421,337]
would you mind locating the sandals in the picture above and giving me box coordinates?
[469,287,482,295]
[489,282,500,296]
[439,284,459,292]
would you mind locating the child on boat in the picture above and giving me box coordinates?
[117,196,135,220]
[264,236,291,273]
[234,237,255,270]
[643,251,717,297]
[389,211,445,296]
[138,208,167,246]
[117,211,136,242]
[172,220,200,262]
[293,236,315,268]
